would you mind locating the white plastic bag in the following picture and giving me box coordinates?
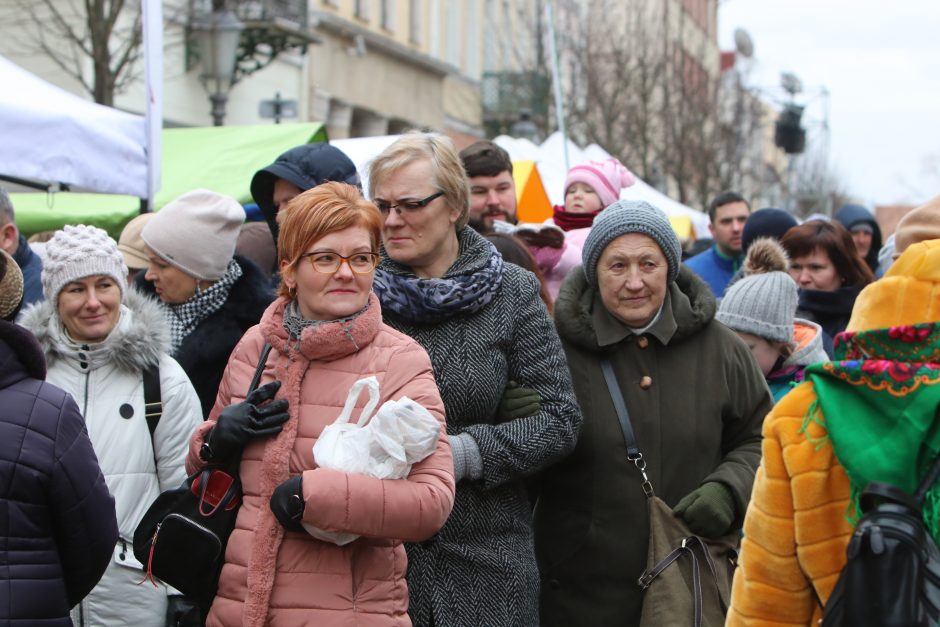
[305,376,442,546]
[311,376,380,476]
[306,377,380,546]
[367,398,441,479]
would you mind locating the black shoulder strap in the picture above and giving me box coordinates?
[599,357,639,457]
[143,363,162,437]
[247,343,272,395]
[599,357,654,497]
[143,362,162,470]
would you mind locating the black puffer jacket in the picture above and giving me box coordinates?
[136,255,274,417]
[0,321,117,625]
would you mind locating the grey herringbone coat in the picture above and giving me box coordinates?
[378,227,582,627]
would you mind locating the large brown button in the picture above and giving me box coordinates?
[639,376,653,390]
[637,336,650,349]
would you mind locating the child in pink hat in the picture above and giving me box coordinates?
[523,158,634,300]
[551,158,635,231]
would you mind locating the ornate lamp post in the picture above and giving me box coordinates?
[191,5,244,126]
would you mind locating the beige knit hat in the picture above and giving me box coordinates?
[895,195,940,257]
[41,225,128,302]
[0,249,23,321]
[141,189,244,281]
[117,213,155,271]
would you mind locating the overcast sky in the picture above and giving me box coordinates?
[718,0,940,207]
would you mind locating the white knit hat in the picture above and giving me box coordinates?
[41,225,128,302]
[141,189,244,281]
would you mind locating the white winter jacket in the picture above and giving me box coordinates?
[20,289,203,627]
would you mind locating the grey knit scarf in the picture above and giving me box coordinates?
[162,259,242,353]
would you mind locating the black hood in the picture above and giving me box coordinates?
[834,203,882,270]
[250,143,361,244]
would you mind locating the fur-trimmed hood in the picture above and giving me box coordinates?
[555,264,717,351]
[19,287,170,373]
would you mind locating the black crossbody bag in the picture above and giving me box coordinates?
[133,344,271,605]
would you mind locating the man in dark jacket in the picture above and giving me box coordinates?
[0,250,118,625]
[834,203,882,272]
[536,200,773,626]
[250,143,361,247]
[0,187,43,307]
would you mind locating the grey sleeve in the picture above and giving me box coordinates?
[463,270,584,489]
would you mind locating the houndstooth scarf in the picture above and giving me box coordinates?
[162,259,242,353]
[372,243,504,324]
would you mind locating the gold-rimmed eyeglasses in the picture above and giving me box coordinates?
[299,251,380,274]
[373,191,444,215]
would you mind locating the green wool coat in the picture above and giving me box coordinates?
[535,266,773,626]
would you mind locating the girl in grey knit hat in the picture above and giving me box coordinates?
[716,238,829,401]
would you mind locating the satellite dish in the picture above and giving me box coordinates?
[734,28,754,58]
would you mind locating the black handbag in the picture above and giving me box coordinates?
[133,344,272,605]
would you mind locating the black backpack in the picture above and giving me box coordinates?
[823,452,940,627]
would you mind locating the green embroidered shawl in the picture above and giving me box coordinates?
[803,323,940,541]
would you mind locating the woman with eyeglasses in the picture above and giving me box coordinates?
[185,182,455,627]
[368,132,582,627]
[780,219,874,356]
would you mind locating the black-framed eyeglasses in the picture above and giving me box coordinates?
[374,191,444,215]
[298,251,380,274]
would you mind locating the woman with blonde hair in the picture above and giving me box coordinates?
[186,181,455,626]
[368,132,582,626]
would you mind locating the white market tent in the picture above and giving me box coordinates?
[495,131,711,237]
[0,54,148,198]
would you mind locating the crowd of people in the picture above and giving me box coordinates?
[0,135,939,627]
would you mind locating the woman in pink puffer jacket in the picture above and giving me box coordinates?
[186,182,455,627]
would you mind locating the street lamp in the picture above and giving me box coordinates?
[191,6,244,126]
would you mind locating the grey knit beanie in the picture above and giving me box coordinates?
[716,238,798,344]
[41,225,128,302]
[581,200,682,286]
[141,189,244,281]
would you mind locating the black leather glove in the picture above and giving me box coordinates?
[270,475,305,533]
[165,595,202,627]
[201,380,289,463]
[496,381,540,422]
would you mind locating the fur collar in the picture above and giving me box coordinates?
[555,264,717,351]
[18,288,170,371]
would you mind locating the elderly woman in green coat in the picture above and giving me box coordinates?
[535,200,774,626]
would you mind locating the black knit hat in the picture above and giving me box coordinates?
[741,208,799,253]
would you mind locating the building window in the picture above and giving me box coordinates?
[409,0,422,44]
[355,0,370,20]
[381,0,396,31]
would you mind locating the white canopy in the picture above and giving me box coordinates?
[0,55,148,198]
[494,131,711,236]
